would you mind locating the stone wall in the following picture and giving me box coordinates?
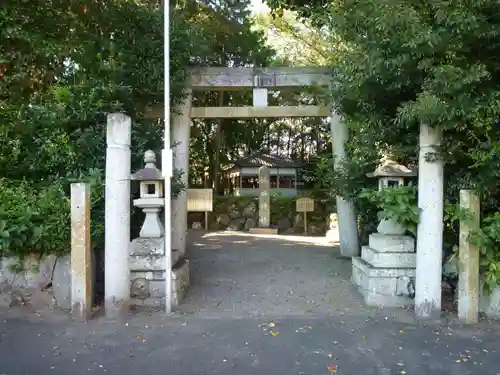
[188,196,331,235]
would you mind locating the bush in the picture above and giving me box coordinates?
[0,169,106,267]
[0,179,70,260]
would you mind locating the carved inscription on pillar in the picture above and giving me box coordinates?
[258,166,270,228]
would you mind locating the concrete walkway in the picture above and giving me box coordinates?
[0,231,499,375]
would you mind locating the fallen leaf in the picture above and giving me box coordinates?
[268,322,276,328]
[271,331,279,337]
[400,371,406,375]
[361,335,367,340]
[328,353,333,359]
[327,364,337,374]
[399,330,405,334]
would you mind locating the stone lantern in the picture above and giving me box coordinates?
[366,157,417,191]
[366,157,417,236]
[131,150,164,238]
[351,156,418,308]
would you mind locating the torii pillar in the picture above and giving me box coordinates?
[171,89,192,256]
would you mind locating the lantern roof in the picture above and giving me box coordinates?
[131,150,164,181]
[366,158,417,178]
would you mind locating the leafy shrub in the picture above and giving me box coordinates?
[0,179,70,260]
[359,185,419,235]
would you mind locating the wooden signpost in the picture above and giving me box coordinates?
[296,198,314,235]
[187,189,213,231]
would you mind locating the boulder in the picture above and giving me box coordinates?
[277,218,291,231]
[242,202,257,218]
[294,213,304,228]
[216,214,231,227]
[227,218,245,231]
[52,255,71,310]
[228,204,240,219]
[244,218,256,231]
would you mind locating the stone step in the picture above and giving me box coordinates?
[249,227,279,235]
[352,257,415,308]
[368,233,415,253]
[361,246,416,268]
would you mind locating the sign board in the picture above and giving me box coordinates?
[296,198,314,213]
[187,189,213,212]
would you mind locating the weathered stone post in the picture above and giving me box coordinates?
[172,90,192,257]
[458,189,480,324]
[258,165,271,228]
[105,113,131,318]
[330,110,360,257]
[70,183,93,320]
[415,123,444,319]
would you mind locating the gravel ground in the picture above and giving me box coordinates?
[1,231,499,375]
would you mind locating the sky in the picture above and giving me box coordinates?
[249,0,269,14]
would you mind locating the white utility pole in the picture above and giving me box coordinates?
[162,0,173,314]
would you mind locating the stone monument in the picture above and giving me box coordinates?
[250,166,278,235]
[351,156,417,307]
[129,150,190,308]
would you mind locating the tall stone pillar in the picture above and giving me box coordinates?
[258,166,271,228]
[172,90,192,257]
[415,123,444,319]
[330,110,360,257]
[105,113,131,318]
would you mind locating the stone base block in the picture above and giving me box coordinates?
[361,246,416,268]
[130,259,190,308]
[368,233,415,253]
[129,250,180,273]
[352,257,415,308]
[356,286,414,308]
[249,227,279,235]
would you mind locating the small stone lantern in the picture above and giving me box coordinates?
[131,150,165,238]
[366,157,417,191]
[366,156,417,235]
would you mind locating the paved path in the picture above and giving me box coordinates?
[0,231,499,375]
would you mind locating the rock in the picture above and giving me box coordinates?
[244,218,256,231]
[216,214,231,227]
[228,204,240,219]
[227,218,245,231]
[377,218,406,235]
[284,228,296,235]
[294,213,304,228]
[242,202,257,218]
[328,213,339,229]
[443,256,458,279]
[192,221,202,230]
[1,255,57,290]
[0,291,12,308]
[130,278,150,300]
[52,255,71,310]
[277,218,291,231]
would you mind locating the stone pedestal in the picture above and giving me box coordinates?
[129,237,189,308]
[129,150,190,309]
[352,220,416,307]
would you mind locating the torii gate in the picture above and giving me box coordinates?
[147,66,361,263]
[142,66,443,319]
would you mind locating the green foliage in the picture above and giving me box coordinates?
[360,186,419,235]
[446,205,500,294]
[473,213,500,294]
[0,0,260,266]
[0,179,69,259]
